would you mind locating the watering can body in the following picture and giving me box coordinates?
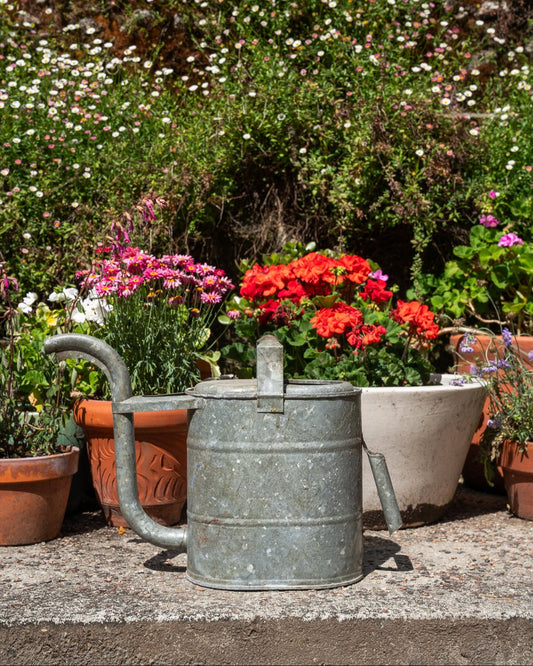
[44,333,400,591]
[185,375,362,589]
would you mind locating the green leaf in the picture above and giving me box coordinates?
[453,246,474,260]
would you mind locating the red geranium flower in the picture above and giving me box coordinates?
[257,299,282,325]
[337,254,371,285]
[360,324,388,346]
[311,302,363,338]
[346,324,387,348]
[360,279,393,304]
[291,252,338,286]
[278,279,308,303]
[241,263,293,300]
[392,300,439,339]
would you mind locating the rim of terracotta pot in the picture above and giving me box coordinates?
[73,397,188,429]
[449,333,533,368]
[0,446,80,481]
[501,440,533,469]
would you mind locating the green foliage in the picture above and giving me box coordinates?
[413,198,533,334]
[97,281,220,397]
[0,277,94,457]
[0,1,531,298]
[455,328,533,484]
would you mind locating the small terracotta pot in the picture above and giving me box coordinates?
[0,447,80,546]
[450,333,533,494]
[501,441,533,521]
[74,399,189,527]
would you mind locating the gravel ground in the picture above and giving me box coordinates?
[0,482,532,665]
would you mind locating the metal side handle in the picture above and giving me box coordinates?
[363,438,403,534]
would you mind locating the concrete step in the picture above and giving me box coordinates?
[1,484,531,665]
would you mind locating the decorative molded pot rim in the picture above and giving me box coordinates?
[361,374,488,529]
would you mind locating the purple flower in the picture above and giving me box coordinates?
[479,214,499,228]
[529,351,533,362]
[450,377,466,386]
[369,269,389,282]
[488,190,498,199]
[487,419,502,429]
[496,359,511,369]
[459,333,477,353]
[227,309,241,320]
[498,233,523,247]
[502,327,513,346]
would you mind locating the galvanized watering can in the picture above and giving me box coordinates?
[45,333,401,590]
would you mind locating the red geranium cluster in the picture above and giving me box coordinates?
[241,252,370,299]
[225,249,441,386]
[238,252,438,351]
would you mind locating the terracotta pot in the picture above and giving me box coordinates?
[73,399,188,528]
[361,374,487,528]
[0,447,79,546]
[501,440,533,521]
[449,333,533,494]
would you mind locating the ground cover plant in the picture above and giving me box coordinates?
[0,0,531,301]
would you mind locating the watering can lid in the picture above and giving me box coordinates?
[188,377,359,400]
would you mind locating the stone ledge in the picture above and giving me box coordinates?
[1,484,531,664]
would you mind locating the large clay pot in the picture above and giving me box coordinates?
[501,440,533,521]
[73,399,188,528]
[450,333,533,493]
[361,374,487,528]
[0,447,79,546]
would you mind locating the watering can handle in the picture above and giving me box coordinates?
[44,333,191,550]
[362,437,403,534]
[256,334,284,413]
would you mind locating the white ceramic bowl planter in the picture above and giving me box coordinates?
[361,374,487,528]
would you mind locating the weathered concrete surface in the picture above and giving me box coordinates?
[0,484,531,665]
[1,618,531,665]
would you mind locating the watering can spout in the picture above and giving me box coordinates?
[362,438,402,534]
[44,333,193,550]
